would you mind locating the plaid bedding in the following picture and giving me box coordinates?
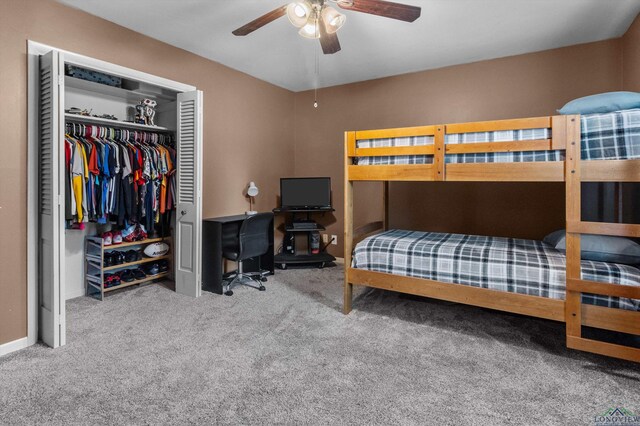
[581,108,640,160]
[355,135,434,165]
[445,150,563,163]
[354,109,640,165]
[352,230,640,311]
[445,128,549,143]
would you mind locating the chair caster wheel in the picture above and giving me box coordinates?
[261,277,267,282]
[259,286,266,291]
[224,290,233,296]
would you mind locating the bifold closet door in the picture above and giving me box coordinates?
[175,90,203,297]
[39,50,66,347]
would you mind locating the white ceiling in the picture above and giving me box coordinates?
[57,0,640,92]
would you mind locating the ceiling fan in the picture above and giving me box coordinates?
[232,0,421,55]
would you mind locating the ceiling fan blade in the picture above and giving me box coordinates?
[232,4,288,36]
[337,0,421,22]
[319,16,341,54]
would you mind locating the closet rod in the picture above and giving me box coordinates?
[65,122,174,145]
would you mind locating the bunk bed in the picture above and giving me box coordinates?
[343,110,640,363]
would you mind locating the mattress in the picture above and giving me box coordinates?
[354,109,640,165]
[352,229,640,311]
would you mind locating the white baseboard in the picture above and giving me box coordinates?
[334,257,344,264]
[0,337,31,357]
[66,287,86,300]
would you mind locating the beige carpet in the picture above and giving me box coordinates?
[1,265,639,425]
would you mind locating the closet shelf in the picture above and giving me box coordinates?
[65,113,173,132]
[65,75,177,102]
[103,237,172,249]
[102,255,172,271]
[103,272,171,293]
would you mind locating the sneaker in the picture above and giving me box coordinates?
[132,268,146,280]
[111,251,125,265]
[137,224,148,241]
[111,274,121,286]
[102,232,113,246]
[122,224,137,242]
[112,230,123,245]
[119,270,135,282]
[103,252,113,267]
[103,273,114,288]
[143,263,160,276]
[158,260,169,273]
[125,250,140,263]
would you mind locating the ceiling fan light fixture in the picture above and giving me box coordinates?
[321,6,346,34]
[298,15,320,39]
[286,1,312,28]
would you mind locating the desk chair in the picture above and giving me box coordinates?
[222,212,273,296]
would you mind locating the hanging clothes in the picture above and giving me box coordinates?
[64,123,175,230]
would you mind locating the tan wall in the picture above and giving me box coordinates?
[293,39,624,257]
[0,0,294,345]
[623,13,640,91]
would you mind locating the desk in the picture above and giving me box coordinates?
[202,214,274,294]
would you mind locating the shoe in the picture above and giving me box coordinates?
[103,252,113,267]
[122,224,137,242]
[102,232,112,246]
[125,250,140,263]
[103,273,112,288]
[119,270,135,282]
[132,268,146,280]
[137,224,148,241]
[158,260,169,273]
[143,263,160,276]
[111,274,121,287]
[112,230,123,245]
[111,251,125,265]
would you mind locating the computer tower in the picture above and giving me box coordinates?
[284,232,296,255]
[309,231,320,254]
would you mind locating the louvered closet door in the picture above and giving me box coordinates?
[175,91,203,297]
[39,50,66,347]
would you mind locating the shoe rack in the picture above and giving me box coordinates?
[84,236,172,301]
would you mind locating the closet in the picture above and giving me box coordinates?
[32,43,203,348]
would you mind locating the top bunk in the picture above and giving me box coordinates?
[345,109,640,183]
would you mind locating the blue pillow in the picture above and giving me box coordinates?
[543,230,640,265]
[557,92,640,115]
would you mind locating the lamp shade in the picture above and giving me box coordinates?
[321,6,346,34]
[298,14,320,39]
[247,182,259,197]
[287,1,312,28]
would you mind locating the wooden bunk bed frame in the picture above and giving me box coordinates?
[343,114,640,363]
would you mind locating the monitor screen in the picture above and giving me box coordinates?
[280,177,331,209]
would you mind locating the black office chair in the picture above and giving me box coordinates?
[222,212,273,296]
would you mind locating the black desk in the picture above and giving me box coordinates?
[202,214,274,294]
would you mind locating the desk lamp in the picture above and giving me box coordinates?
[246,182,259,216]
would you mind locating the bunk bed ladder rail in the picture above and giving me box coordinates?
[343,127,444,314]
[564,114,640,363]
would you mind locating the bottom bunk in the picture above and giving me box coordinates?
[346,229,640,344]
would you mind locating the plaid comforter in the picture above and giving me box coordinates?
[355,109,640,165]
[352,230,640,311]
[581,108,640,160]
